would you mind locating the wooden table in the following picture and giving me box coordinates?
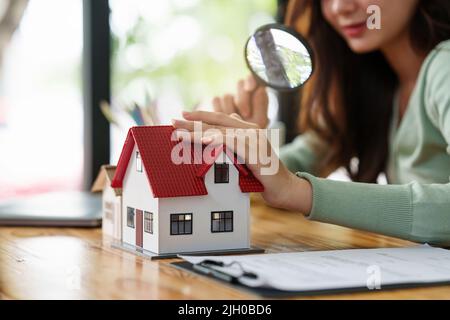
[1,196,449,300]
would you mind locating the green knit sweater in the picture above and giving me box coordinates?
[280,40,450,246]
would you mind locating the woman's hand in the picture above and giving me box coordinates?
[172,111,312,215]
[212,75,269,129]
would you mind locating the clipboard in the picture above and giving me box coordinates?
[170,252,450,299]
[171,261,301,297]
[171,261,450,297]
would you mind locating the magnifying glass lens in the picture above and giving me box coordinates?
[245,24,314,91]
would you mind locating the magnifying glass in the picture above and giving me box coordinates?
[244,23,314,91]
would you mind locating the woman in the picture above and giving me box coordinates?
[172,0,450,245]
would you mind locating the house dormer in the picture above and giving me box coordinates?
[214,163,229,184]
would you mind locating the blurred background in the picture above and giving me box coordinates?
[0,0,291,200]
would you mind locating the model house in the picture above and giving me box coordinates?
[111,125,264,257]
[91,165,122,240]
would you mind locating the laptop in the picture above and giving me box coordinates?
[0,191,102,227]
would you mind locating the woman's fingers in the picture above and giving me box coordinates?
[244,74,257,91]
[213,75,268,128]
[221,94,236,115]
[173,129,243,157]
[230,113,242,120]
[240,75,269,129]
[212,93,238,115]
[172,118,252,155]
[182,110,257,129]
[252,86,269,128]
[212,96,222,112]
[172,122,225,146]
[171,120,220,143]
[171,119,196,131]
[182,110,228,126]
[172,118,222,132]
[235,79,251,118]
[172,119,280,184]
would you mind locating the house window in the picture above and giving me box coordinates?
[170,213,192,235]
[136,151,142,172]
[144,212,153,234]
[211,211,233,233]
[214,163,229,183]
[127,207,135,228]
[104,201,113,221]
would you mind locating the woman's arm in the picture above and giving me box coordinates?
[297,173,450,246]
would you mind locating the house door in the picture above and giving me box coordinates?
[136,209,143,247]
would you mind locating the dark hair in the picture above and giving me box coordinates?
[287,0,450,182]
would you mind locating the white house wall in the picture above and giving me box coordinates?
[121,144,159,253]
[102,186,116,236]
[113,195,122,241]
[158,152,250,254]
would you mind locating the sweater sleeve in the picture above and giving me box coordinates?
[279,131,328,175]
[297,173,450,246]
[425,43,450,151]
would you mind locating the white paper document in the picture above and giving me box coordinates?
[180,245,450,292]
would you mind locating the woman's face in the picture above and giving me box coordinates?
[321,0,420,53]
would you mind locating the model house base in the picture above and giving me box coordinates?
[111,240,264,260]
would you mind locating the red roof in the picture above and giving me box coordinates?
[111,126,264,198]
